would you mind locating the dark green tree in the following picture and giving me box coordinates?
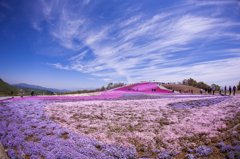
[100,86,105,91]
[182,79,188,85]
[106,83,113,89]
[188,78,198,87]
[183,78,198,87]
[196,81,210,90]
[211,84,220,91]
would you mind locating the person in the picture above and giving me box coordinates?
[229,86,232,95]
[10,91,14,98]
[31,91,34,96]
[200,89,203,95]
[205,88,207,94]
[219,86,223,95]
[212,85,216,95]
[224,86,227,95]
[19,89,24,98]
[208,88,212,95]
[233,86,236,96]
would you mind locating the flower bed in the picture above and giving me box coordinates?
[0,100,136,159]
[114,82,172,93]
[0,94,239,158]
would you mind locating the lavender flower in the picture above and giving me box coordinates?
[157,151,172,159]
[227,151,235,159]
[0,91,239,158]
[185,154,195,159]
[7,149,16,159]
[217,141,225,148]
[220,145,233,153]
[194,146,213,156]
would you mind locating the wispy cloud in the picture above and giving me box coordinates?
[82,0,91,6]
[37,0,240,85]
[32,21,42,31]
[127,57,240,85]
[49,63,71,71]
[187,0,238,6]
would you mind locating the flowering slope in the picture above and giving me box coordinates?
[0,100,136,159]
[45,95,240,158]
[114,82,172,93]
[0,94,239,158]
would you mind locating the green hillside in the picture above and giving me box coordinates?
[0,78,18,96]
[16,87,54,96]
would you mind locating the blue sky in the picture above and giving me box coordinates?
[0,0,240,89]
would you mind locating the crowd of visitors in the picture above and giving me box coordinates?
[219,85,236,96]
[199,85,237,96]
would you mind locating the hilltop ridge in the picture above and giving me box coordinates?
[0,78,18,96]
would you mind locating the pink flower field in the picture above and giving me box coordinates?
[2,0,240,158]
[0,83,240,159]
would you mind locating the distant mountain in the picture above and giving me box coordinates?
[0,78,18,96]
[13,83,69,93]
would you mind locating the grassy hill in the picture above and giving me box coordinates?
[162,83,201,94]
[13,83,56,95]
[0,78,18,96]
[13,83,68,93]
[0,79,57,96]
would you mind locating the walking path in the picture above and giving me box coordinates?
[0,143,8,159]
[0,97,13,101]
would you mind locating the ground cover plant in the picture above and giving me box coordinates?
[45,96,240,158]
[0,83,239,159]
[0,100,137,159]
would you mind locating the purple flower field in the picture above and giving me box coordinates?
[0,99,137,159]
[0,90,240,158]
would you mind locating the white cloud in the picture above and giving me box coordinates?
[118,15,142,28]
[127,57,240,86]
[50,63,71,70]
[39,0,240,85]
[32,21,42,31]
[188,0,238,6]
[102,78,112,82]
[83,0,91,6]
[69,50,88,61]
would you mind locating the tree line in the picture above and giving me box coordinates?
[182,78,240,91]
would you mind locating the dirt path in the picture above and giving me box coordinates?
[0,97,12,101]
[0,143,8,159]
